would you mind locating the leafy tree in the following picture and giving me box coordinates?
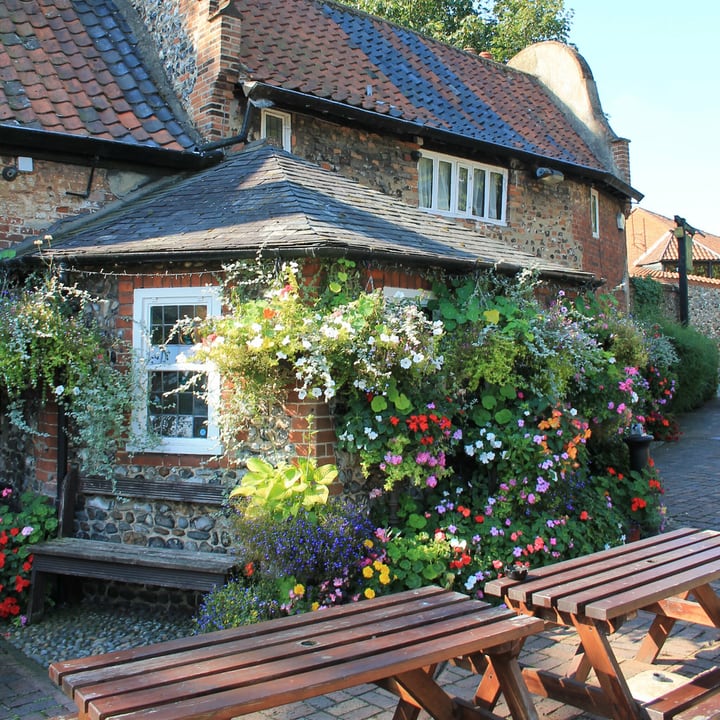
[488,0,573,60]
[341,0,573,62]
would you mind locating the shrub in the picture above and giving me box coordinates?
[0,488,58,621]
[658,319,719,413]
[194,575,285,632]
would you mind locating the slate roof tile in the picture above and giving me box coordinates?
[0,0,197,152]
[41,141,594,285]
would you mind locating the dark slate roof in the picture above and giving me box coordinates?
[237,0,605,172]
[0,0,197,151]
[38,141,595,283]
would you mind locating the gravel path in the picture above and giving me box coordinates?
[4,602,196,666]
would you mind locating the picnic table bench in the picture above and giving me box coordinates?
[49,585,545,720]
[485,527,720,720]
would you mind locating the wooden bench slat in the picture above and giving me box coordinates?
[81,607,542,720]
[484,528,704,599]
[583,560,720,621]
[643,667,720,720]
[80,476,226,505]
[49,586,450,683]
[62,590,478,694]
[538,535,720,614]
[32,538,237,571]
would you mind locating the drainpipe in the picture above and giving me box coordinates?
[201,85,273,152]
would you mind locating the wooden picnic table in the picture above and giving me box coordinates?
[48,585,544,720]
[485,527,720,720]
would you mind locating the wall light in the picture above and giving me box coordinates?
[616,212,626,230]
[535,167,564,184]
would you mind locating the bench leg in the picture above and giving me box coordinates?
[26,569,46,624]
[484,647,539,720]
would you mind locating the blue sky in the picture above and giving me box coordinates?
[567,1,719,234]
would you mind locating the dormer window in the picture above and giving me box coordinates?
[261,109,292,151]
[417,150,507,224]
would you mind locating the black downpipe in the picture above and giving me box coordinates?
[201,98,259,152]
[56,401,68,507]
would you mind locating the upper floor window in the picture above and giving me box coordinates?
[590,188,600,238]
[261,109,292,151]
[132,287,222,455]
[417,150,508,224]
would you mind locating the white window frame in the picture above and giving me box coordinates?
[417,150,508,224]
[131,286,222,455]
[261,109,292,151]
[590,188,600,238]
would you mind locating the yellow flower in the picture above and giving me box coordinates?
[379,572,391,585]
[363,539,374,548]
[372,560,384,571]
[311,602,320,611]
[364,588,376,599]
[293,583,305,597]
[362,565,374,578]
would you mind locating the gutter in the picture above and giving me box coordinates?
[242,81,642,201]
[0,126,223,171]
[37,244,601,287]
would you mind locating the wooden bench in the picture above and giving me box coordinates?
[28,537,238,622]
[49,586,544,720]
[27,466,237,622]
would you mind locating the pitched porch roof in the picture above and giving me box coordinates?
[34,141,596,284]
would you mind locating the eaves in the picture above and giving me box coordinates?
[242,81,642,201]
[0,125,223,172]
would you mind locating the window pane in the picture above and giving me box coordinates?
[438,160,452,211]
[458,166,469,214]
[148,370,208,438]
[489,172,503,220]
[472,169,485,217]
[418,157,433,208]
[264,114,284,146]
[591,192,599,235]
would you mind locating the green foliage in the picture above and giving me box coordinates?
[488,0,573,61]
[340,0,572,61]
[229,457,337,521]
[631,276,666,321]
[0,488,58,621]
[657,319,719,413]
[192,259,680,621]
[193,575,285,632]
[0,271,133,476]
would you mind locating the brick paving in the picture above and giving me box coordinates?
[3,396,720,720]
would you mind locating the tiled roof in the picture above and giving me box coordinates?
[632,266,720,289]
[0,0,197,151]
[38,141,595,283]
[628,208,720,267]
[237,0,605,171]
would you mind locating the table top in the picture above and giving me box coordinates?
[50,585,543,720]
[485,527,720,622]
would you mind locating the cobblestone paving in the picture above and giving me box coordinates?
[3,396,720,720]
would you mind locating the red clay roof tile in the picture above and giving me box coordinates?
[0,0,197,152]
